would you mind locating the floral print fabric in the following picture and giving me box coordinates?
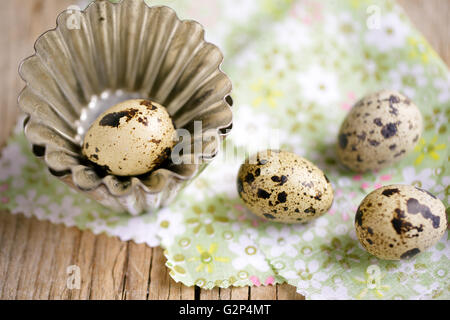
[1,0,449,299]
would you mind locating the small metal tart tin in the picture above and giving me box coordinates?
[18,0,233,215]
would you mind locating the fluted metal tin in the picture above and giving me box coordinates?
[18,0,233,215]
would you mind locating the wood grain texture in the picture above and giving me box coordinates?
[0,0,448,300]
[398,0,449,66]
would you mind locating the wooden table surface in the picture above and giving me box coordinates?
[0,0,448,300]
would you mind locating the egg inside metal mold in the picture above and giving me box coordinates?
[337,90,423,173]
[82,99,176,176]
[237,150,334,224]
[355,184,447,260]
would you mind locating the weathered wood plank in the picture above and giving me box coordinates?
[148,247,195,300]
[200,288,220,300]
[168,277,196,300]
[87,233,128,299]
[14,218,50,299]
[249,285,277,300]
[277,284,305,300]
[0,212,20,299]
[219,287,249,300]
[32,222,64,299]
[398,0,450,66]
[47,226,81,299]
[69,229,97,300]
[1,215,32,299]
[123,241,152,300]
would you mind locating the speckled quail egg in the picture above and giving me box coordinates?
[337,90,423,172]
[237,150,334,224]
[355,184,447,260]
[82,99,176,176]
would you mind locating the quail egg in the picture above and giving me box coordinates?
[337,90,423,172]
[82,99,176,176]
[237,150,334,224]
[355,184,447,260]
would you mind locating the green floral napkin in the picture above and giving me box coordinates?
[1,0,449,299]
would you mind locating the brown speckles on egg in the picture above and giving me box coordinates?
[388,94,400,104]
[381,188,400,197]
[406,198,440,228]
[400,248,420,259]
[373,118,383,127]
[277,191,287,203]
[355,184,446,260]
[387,95,400,115]
[355,208,363,226]
[82,99,175,176]
[257,157,268,165]
[356,132,367,141]
[302,181,314,188]
[139,100,157,110]
[99,108,139,127]
[337,90,423,172]
[338,133,348,149]
[314,191,322,201]
[391,208,415,235]
[257,188,271,199]
[380,122,398,139]
[304,207,316,214]
[393,149,406,157]
[237,178,244,194]
[237,150,334,224]
[137,116,149,126]
[245,173,255,184]
[271,175,288,185]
